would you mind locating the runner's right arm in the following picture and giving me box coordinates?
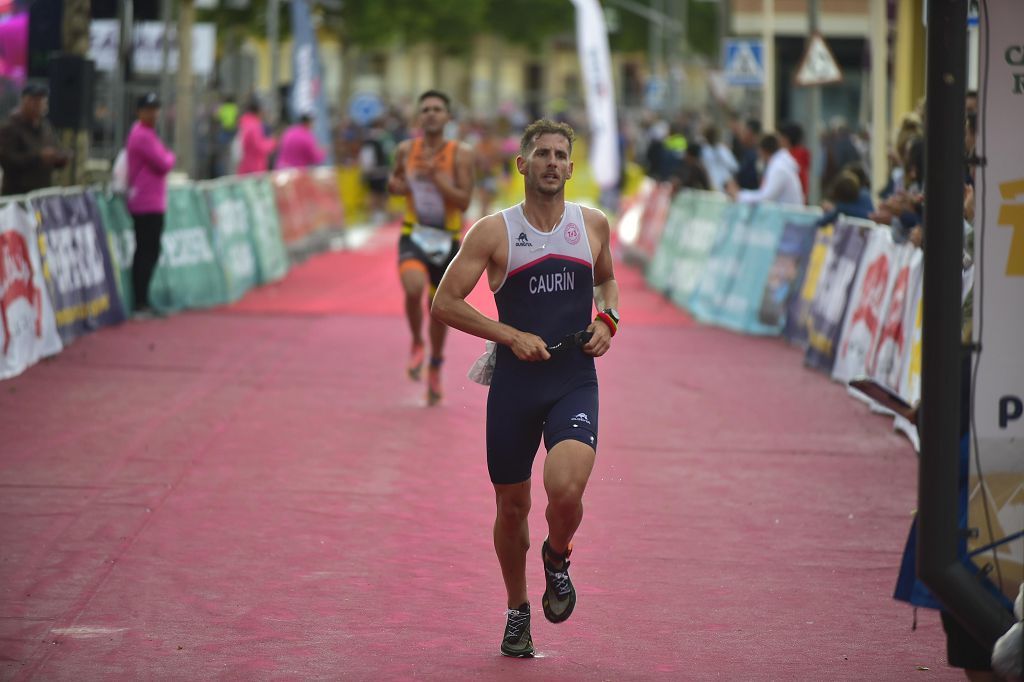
[432,217,550,361]
[387,141,410,195]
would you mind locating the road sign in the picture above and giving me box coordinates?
[795,33,842,87]
[723,39,765,87]
[349,92,383,127]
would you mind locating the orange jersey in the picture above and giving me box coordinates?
[401,138,463,235]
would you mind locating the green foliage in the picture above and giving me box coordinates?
[195,1,719,60]
[484,1,574,49]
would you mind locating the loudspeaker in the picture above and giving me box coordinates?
[27,0,62,78]
[47,55,96,131]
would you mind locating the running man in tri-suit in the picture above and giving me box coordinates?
[432,120,620,657]
[388,90,475,405]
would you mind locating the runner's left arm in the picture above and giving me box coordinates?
[584,208,619,357]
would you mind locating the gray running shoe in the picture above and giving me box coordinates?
[541,539,576,623]
[500,603,535,657]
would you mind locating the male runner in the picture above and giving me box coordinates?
[432,120,620,657]
[387,90,475,405]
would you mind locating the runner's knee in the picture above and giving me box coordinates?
[495,491,531,525]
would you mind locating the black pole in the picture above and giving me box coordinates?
[916,0,1014,648]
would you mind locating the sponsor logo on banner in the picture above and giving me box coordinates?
[160,228,216,268]
[0,230,43,351]
[0,202,63,379]
[33,192,125,342]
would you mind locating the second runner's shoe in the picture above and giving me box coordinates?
[407,343,425,381]
[426,356,443,406]
[541,539,576,623]
[500,603,535,657]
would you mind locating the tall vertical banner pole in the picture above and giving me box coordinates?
[569,0,619,190]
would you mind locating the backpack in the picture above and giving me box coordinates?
[111,148,128,193]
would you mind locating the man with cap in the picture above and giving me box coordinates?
[0,84,70,196]
[126,92,175,318]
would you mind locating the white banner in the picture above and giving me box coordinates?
[570,0,619,190]
[971,0,1024,590]
[975,1,1024,444]
[88,20,216,78]
[0,202,63,380]
[832,228,897,384]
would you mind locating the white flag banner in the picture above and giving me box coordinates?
[570,0,619,190]
[971,0,1024,594]
[0,202,63,380]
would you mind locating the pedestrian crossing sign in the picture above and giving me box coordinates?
[794,33,843,86]
[723,39,765,87]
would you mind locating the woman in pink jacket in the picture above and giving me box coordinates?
[274,113,326,170]
[236,100,277,174]
[126,92,175,316]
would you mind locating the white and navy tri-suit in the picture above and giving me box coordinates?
[487,202,599,485]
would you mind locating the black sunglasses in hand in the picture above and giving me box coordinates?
[546,330,593,353]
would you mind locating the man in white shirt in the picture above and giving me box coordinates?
[726,133,804,206]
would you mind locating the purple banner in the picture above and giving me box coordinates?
[33,192,126,343]
[803,220,867,373]
[758,220,818,331]
[783,225,834,345]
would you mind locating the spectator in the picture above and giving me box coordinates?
[734,117,762,190]
[236,98,277,175]
[126,93,175,318]
[275,113,326,170]
[779,121,810,202]
[727,133,803,205]
[817,170,874,227]
[360,119,392,224]
[670,143,711,192]
[821,116,861,197]
[700,124,738,192]
[0,84,69,196]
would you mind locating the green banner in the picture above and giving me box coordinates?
[204,183,259,302]
[645,191,695,295]
[234,178,289,284]
[149,186,228,313]
[668,192,729,309]
[92,191,135,313]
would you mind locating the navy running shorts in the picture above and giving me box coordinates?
[486,356,598,485]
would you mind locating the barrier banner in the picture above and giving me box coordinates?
[32,191,126,343]
[204,183,258,302]
[831,228,898,384]
[783,225,834,345]
[866,245,921,391]
[804,218,869,373]
[739,207,820,335]
[272,170,315,245]
[971,0,1024,595]
[633,182,673,262]
[92,192,136,313]
[307,166,345,232]
[235,178,289,284]
[687,202,752,322]
[149,186,227,312]
[667,192,729,309]
[646,191,695,294]
[0,201,62,379]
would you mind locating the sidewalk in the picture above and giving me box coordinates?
[0,227,954,680]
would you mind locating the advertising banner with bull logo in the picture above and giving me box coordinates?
[0,201,62,379]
